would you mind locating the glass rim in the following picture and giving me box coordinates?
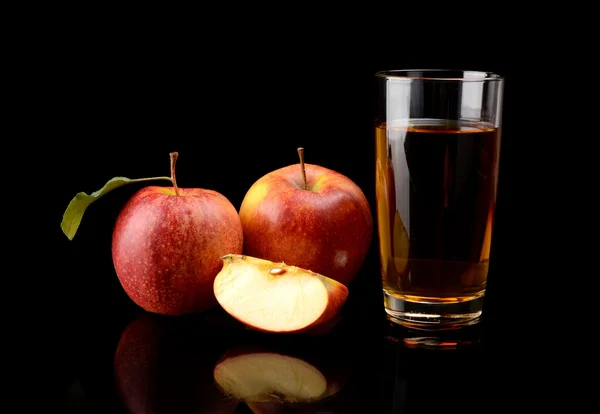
[376,69,503,82]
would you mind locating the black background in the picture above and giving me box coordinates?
[34,6,557,412]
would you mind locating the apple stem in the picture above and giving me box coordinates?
[297,147,307,190]
[170,152,180,196]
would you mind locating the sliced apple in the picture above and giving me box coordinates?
[213,351,328,404]
[213,254,349,333]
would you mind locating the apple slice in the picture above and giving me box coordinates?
[213,254,349,333]
[213,352,328,404]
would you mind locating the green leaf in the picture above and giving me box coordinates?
[61,176,172,241]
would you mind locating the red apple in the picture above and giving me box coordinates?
[239,148,373,287]
[213,254,348,333]
[112,152,243,316]
[114,312,239,414]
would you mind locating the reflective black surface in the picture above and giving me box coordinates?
[52,239,523,413]
[57,307,494,413]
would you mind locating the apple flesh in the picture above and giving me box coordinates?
[213,254,348,333]
[239,159,373,287]
[112,185,243,316]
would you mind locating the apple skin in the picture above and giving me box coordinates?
[239,163,373,287]
[113,312,239,414]
[112,186,243,316]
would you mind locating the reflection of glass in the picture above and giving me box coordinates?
[113,312,238,414]
[375,69,504,329]
[213,345,351,413]
[382,322,492,413]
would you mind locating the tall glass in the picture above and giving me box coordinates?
[375,69,504,329]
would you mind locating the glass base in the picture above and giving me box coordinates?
[383,291,484,330]
[384,316,483,349]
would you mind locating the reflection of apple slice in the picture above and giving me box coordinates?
[214,352,328,404]
[213,254,348,333]
[246,402,284,414]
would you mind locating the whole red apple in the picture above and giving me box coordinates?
[112,152,243,316]
[239,148,373,287]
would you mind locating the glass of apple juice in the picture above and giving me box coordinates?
[374,69,504,329]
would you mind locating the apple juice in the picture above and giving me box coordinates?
[375,119,500,302]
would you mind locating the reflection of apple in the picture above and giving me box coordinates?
[113,312,238,414]
[393,210,410,277]
[375,158,394,277]
[112,152,243,316]
[376,151,410,283]
[214,254,348,333]
[239,148,373,287]
[213,348,348,410]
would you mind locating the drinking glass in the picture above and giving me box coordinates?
[375,69,504,329]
